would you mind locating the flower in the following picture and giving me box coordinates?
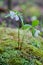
[15,15,19,21]
[10,11,15,19]
[10,11,19,21]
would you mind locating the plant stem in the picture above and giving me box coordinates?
[18,28,20,49]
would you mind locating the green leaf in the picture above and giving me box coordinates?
[22,24,31,30]
[32,20,39,27]
[5,14,10,18]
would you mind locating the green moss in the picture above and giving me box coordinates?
[0,27,43,65]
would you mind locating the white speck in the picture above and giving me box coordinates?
[34,29,40,37]
[31,16,37,21]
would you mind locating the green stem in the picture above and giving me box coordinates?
[18,28,20,49]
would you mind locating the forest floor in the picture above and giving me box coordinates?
[0,27,43,65]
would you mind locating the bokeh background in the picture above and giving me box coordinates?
[0,0,43,29]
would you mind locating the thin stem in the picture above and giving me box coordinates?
[18,28,20,49]
[19,15,24,49]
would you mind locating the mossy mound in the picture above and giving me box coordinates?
[0,27,43,65]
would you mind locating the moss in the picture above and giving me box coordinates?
[0,27,43,65]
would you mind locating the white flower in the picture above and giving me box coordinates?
[34,29,40,37]
[10,11,19,21]
[31,16,37,21]
[15,15,19,21]
[10,11,15,19]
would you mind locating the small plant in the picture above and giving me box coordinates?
[21,16,40,37]
[5,11,40,50]
[31,16,40,37]
[5,10,23,50]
